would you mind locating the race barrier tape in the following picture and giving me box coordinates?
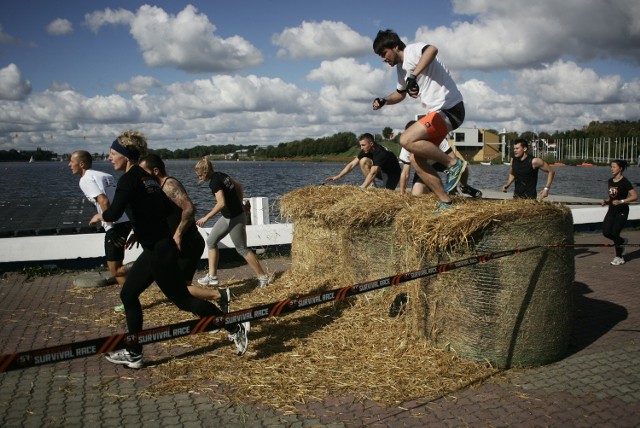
[0,242,634,373]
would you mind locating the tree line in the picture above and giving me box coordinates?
[491,120,640,145]
[3,120,638,162]
[0,147,56,162]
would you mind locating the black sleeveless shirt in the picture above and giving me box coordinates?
[512,156,538,199]
[161,177,199,238]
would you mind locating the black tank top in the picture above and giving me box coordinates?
[161,177,199,238]
[512,156,538,199]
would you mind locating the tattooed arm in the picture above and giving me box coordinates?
[162,177,196,251]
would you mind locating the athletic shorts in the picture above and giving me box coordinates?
[417,101,465,144]
[104,222,132,262]
[379,170,400,189]
[417,111,451,144]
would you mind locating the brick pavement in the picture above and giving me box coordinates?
[0,230,639,427]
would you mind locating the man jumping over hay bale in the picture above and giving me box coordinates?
[372,29,467,212]
[325,133,401,189]
[502,138,555,199]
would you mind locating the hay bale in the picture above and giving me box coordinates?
[281,185,409,285]
[283,186,575,368]
[397,198,575,368]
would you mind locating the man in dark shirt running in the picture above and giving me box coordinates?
[502,138,555,199]
[326,133,401,189]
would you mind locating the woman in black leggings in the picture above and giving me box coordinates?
[600,159,637,266]
[90,131,249,369]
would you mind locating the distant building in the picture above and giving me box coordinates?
[447,127,501,162]
[223,149,250,160]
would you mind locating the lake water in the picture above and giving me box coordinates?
[1,160,639,222]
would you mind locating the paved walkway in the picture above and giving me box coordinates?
[0,230,639,427]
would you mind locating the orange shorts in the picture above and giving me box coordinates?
[417,111,449,144]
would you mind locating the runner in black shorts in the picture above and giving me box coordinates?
[104,222,132,263]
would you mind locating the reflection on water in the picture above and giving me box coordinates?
[1,160,639,220]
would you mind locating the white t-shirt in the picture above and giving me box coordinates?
[79,169,129,231]
[396,43,463,112]
[398,139,451,165]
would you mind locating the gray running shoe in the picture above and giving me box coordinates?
[105,349,143,369]
[258,274,271,289]
[197,274,219,286]
[228,322,250,356]
[610,256,625,266]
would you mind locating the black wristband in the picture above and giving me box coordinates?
[406,75,419,93]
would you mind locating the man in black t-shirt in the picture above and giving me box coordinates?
[326,133,401,189]
[502,139,555,199]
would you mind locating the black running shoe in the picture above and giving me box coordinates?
[460,185,482,198]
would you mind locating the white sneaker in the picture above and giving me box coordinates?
[257,274,270,289]
[197,274,219,286]
[105,349,143,369]
[610,257,625,266]
[228,322,250,356]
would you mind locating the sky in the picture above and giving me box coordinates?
[1,0,639,154]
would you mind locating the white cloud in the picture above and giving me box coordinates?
[0,64,32,100]
[83,5,263,73]
[46,18,73,36]
[273,20,371,59]
[514,60,624,104]
[114,75,162,94]
[163,74,308,117]
[307,58,387,101]
[81,94,141,121]
[415,0,640,71]
[459,79,517,123]
[129,5,263,72]
[620,78,640,102]
[0,89,140,132]
[0,73,318,152]
[83,8,135,33]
